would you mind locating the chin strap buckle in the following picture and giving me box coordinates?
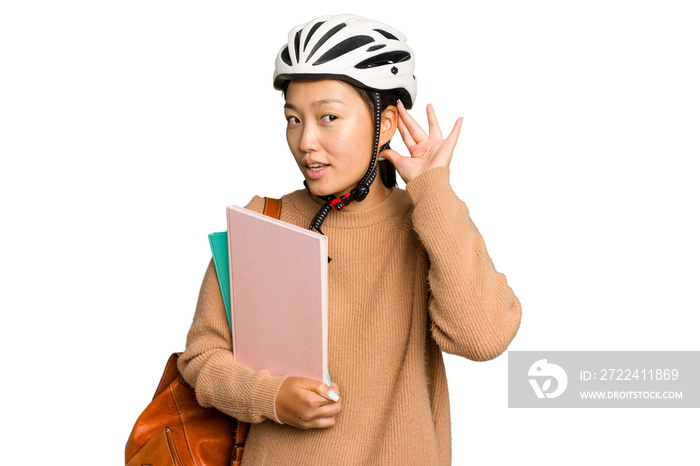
[330,184,372,211]
[330,193,354,211]
[351,184,370,203]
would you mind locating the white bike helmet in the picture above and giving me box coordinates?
[273,14,417,233]
[273,14,417,109]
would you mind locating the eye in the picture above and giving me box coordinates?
[286,115,300,126]
[320,114,338,123]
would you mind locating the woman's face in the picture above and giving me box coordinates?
[284,79,375,201]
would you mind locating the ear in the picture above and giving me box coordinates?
[378,105,398,147]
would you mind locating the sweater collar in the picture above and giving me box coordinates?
[286,187,409,230]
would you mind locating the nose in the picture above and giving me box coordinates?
[299,123,319,153]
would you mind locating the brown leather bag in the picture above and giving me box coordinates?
[125,353,249,466]
[125,198,281,466]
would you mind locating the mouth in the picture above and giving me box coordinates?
[306,163,328,172]
[302,159,330,180]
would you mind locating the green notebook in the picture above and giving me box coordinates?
[208,231,232,328]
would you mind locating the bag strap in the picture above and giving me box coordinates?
[262,197,281,219]
[152,353,181,399]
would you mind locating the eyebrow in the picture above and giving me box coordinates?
[284,98,345,110]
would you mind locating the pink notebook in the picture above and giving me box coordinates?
[226,205,329,384]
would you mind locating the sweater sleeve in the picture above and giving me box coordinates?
[177,196,287,423]
[406,167,522,361]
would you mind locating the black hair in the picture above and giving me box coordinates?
[352,85,399,189]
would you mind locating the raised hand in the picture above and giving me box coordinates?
[381,101,463,184]
[275,376,342,429]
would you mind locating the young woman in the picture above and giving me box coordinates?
[178,14,521,465]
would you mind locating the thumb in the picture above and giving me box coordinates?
[379,148,402,169]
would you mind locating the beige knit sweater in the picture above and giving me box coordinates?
[178,167,521,465]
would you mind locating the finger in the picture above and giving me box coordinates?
[305,379,340,403]
[379,148,403,168]
[426,104,443,140]
[397,100,428,143]
[396,114,416,148]
[445,117,463,149]
[295,396,342,428]
[330,381,341,398]
[298,407,340,429]
[309,398,343,420]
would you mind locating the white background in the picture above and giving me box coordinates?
[1,1,698,464]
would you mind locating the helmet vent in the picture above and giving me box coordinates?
[354,51,411,69]
[303,21,326,51]
[294,30,302,63]
[373,29,399,40]
[306,23,347,63]
[280,46,292,66]
[313,36,375,66]
[367,44,386,52]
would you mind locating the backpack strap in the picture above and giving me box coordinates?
[262,197,281,219]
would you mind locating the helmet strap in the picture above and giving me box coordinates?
[307,91,383,234]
